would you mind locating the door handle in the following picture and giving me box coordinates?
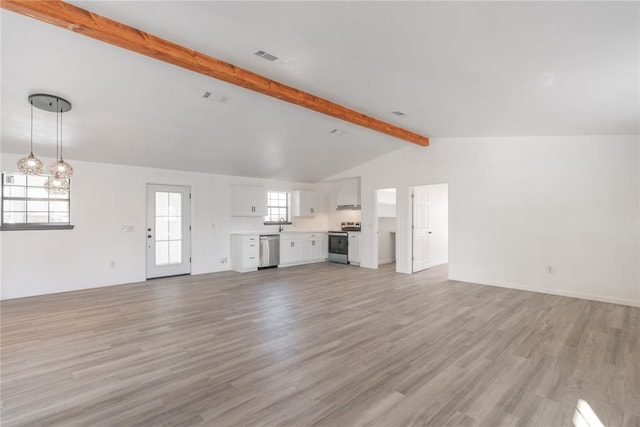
[428,231,432,234]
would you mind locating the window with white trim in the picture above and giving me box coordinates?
[1,172,73,230]
[264,191,290,224]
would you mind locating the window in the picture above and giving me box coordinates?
[1,173,73,230]
[264,191,290,224]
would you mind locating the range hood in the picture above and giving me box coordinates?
[336,178,361,210]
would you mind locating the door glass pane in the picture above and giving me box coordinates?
[156,241,169,265]
[156,217,169,241]
[169,193,181,216]
[169,217,181,240]
[152,190,186,269]
[156,192,169,216]
[169,240,182,264]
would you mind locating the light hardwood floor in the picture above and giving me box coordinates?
[1,263,639,426]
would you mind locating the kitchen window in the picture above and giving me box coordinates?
[264,191,291,224]
[1,172,73,230]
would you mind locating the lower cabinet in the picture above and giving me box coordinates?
[348,232,361,265]
[280,233,327,267]
[231,234,260,273]
[280,238,304,265]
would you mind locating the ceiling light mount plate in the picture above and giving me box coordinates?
[28,93,72,113]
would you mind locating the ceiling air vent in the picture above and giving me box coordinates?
[202,91,229,103]
[254,50,288,64]
[330,129,346,136]
[391,111,407,116]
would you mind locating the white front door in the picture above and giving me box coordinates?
[146,184,191,279]
[412,186,431,272]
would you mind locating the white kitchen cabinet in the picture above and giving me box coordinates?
[292,190,325,217]
[348,232,361,265]
[280,233,327,267]
[280,237,304,265]
[231,234,260,272]
[302,234,327,261]
[231,185,267,217]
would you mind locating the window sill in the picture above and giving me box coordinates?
[1,224,75,231]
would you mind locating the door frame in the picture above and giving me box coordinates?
[373,187,398,269]
[146,183,192,279]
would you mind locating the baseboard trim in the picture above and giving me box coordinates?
[449,275,640,308]
[428,260,448,268]
[378,258,395,265]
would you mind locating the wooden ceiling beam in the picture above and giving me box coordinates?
[1,0,429,147]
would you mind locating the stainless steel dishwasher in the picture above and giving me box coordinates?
[259,235,280,268]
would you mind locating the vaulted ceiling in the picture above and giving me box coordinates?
[1,1,638,182]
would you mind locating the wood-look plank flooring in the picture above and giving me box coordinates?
[1,263,639,426]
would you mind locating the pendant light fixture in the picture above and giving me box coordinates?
[49,99,74,179]
[44,97,70,194]
[26,94,73,194]
[16,98,44,175]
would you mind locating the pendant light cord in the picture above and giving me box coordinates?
[56,98,60,161]
[30,99,34,155]
[60,100,63,161]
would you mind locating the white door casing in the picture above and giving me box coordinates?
[146,184,191,279]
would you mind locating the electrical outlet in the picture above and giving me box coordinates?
[547,265,554,274]
[221,257,227,264]
[110,260,116,268]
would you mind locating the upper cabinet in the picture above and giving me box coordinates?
[231,185,267,217]
[292,190,325,217]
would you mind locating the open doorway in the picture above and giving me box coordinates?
[411,183,448,273]
[375,188,397,269]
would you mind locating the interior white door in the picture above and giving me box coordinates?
[146,184,191,279]
[412,187,431,272]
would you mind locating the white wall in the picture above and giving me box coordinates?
[0,153,324,299]
[329,135,640,307]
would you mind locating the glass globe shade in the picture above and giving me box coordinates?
[50,159,74,178]
[44,173,70,195]
[17,153,44,175]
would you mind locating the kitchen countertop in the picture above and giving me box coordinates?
[280,230,327,235]
[231,231,328,236]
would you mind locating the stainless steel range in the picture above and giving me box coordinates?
[328,222,360,264]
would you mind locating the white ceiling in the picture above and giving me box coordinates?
[1,1,638,182]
